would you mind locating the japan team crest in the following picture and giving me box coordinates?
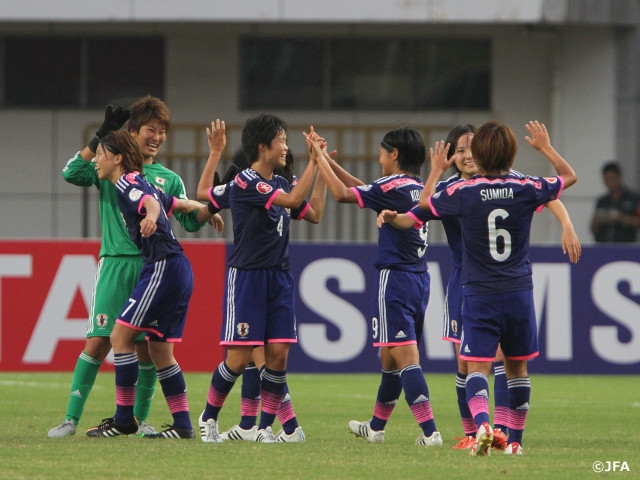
[237,322,250,337]
[451,319,458,335]
[96,313,109,328]
[128,188,143,201]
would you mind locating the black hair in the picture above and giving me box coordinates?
[380,127,426,175]
[602,161,621,176]
[444,124,476,174]
[241,113,287,164]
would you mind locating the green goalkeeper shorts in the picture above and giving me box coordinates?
[86,255,145,342]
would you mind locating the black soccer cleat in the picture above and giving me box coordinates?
[86,417,139,437]
[144,424,196,439]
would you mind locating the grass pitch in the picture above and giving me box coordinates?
[1,372,637,479]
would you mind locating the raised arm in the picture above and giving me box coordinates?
[197,119,226,200]
[271,144,317,209]
[525,120,577,188]
[418,140,452,209]
[306,131,358,203]
[302,166,327,224]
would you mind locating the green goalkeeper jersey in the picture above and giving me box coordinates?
[62,152,206,258]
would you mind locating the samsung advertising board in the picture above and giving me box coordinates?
[0,241,638,373]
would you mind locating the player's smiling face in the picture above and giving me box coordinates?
[268,131,288,170]
[92,144,121,183]
[131,120,167,161]
[453,133,477,179]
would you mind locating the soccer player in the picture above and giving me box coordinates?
[49,97,221,438]
[197,122,324,441]
[308,126,442,447]
[84,130,215,438]
[198,142,315,441]
[384,124,580,451]
[197,114,325,443]
[380,120,578,455]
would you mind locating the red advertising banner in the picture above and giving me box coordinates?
[0,240,226,372]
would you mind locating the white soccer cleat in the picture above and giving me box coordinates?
[48,419,76,438]
[348,420,385,443]
[275,426,306,443]
[198,412,223,443]
[255,426,276,443]
[134,421,157,437]
[504,442,524,455]
[415,431,443,446]
[220,424,258,441]
[470,422,493,456]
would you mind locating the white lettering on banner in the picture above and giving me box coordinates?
[532,264,572,360]
[0,255,33,362]
[423,262,454,360]
[23,255,97,363]
[590,261,640,364]
[298,259,367,362]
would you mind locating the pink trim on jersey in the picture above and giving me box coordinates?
[427,196,441,218]
[294,202,311,220]
[265,189,282,209]
[138,194,153,215]
[350,186,365,208]
[406,211,424,229]
[166,196,177,217]
[373,340,417,347]
[207,187,222,210]
[446,175,544,196]
[379,176,421,192]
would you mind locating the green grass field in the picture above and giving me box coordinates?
[1,372,637,479]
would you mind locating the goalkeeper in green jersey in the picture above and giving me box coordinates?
[48,96,223,438]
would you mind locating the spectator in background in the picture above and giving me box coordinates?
[591,161,640,243]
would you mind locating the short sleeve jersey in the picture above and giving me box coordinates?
[410,173,464,268]
[351,174,428,272]
[115,171,183,264]
[62,153,204,258]
[428,173,564,293]
[226,168,308,270]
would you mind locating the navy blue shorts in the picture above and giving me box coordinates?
[372,268,429,347]
[221,267,297,346]
[459,289,539,362]
[117,255,193,342]
[443,266,462,343]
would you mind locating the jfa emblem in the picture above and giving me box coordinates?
[237,323,249,337]
[96,314,109,328]
[451,320,458,335]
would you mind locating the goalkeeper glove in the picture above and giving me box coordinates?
[88,105,131,153]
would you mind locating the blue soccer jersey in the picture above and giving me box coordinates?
[409,173,464,268]
[226,168,308,270]
[351,174,428,272]
[428,173,564,293]
[115,171,183,264]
